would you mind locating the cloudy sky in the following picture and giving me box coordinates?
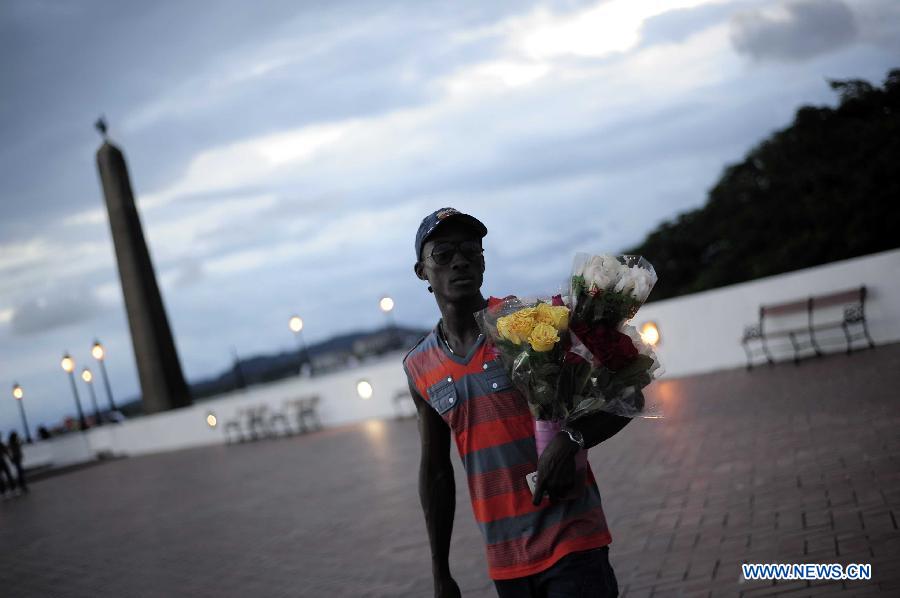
[1,0,898,432]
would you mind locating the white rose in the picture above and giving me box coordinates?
[614,266,655,302]
[583,255,624,291]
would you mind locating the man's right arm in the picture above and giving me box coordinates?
[410,381,461,598]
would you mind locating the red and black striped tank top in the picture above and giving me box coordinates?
[403,323,612,580]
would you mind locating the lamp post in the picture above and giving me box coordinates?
[289,315,312,376]
[91,339,118,413]
[61,353,88,430]
[81,368,103,426]
[379,296,396,349]
[11,383,33,443]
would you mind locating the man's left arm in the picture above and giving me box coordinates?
[567,408,633,450]
[531,391,639,505]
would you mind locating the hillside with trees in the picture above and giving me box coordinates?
[627,69,900,302]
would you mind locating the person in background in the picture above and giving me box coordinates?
[0,436,17,498]
[8,432,28,494]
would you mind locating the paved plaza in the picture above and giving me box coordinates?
[1,343,898,597]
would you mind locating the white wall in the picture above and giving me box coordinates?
[23,249,900,469]
[23,352,415,468]
[635,248,900,377]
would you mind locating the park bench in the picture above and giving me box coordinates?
[223,408,248,443]
[223,402,311,443]
[286,396,322,433]
[224,407,269,443]
[741,286,875,369]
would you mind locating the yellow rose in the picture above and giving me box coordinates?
[535,303,570,331]
[496,315,516,343]
[528,322,560,352]
[496,308,536,344]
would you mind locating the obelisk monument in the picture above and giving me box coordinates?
[95,119,191,413]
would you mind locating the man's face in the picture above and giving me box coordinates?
[416,222,485,301]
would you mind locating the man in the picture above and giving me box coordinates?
[403,208,633,597]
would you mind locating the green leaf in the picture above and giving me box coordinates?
[609,354,655,386]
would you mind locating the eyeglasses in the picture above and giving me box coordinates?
[426,241,484,265]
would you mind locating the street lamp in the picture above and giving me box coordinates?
[356,379,374,400]
[639,321,661,347]
[379,296,397,349]
[91,339,118,413]
[11,383,33,443]
[81,368,103,426]
[289,315,303,334]
[61,353,88,430]
[288,315,312,376]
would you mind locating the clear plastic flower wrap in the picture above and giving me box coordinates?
[565,253,664,420]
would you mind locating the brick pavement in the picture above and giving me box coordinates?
[0,343,898,597]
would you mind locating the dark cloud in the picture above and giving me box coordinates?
[730,0,858,62]
[11,286,103,335]
[853,0,900,52]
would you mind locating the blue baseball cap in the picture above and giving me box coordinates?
[415,207,487,260]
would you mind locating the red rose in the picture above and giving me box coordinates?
[563,350,588,366]
[570,322,638,371]
[487,295,515,313]
[551,294,565,306]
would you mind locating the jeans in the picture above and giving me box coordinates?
[494,546,619,597]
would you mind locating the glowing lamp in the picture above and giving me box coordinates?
[640,321,660,346]
[356,380,374,400]
[289,315,304,333]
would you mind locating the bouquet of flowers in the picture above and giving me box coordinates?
[481,296,581,421]
[479,294,592,482]
[476,254,662,483]
[565,253,663,421]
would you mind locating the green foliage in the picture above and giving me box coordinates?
[625,68,900,301]
[609,354,655,389]
[509,342,568,420]
[574,290,641,326]
[572,274,587,297]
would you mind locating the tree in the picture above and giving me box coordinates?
[627,69,900,302]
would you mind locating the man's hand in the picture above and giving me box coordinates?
[532,431,580,505]
[434,574,461,598]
